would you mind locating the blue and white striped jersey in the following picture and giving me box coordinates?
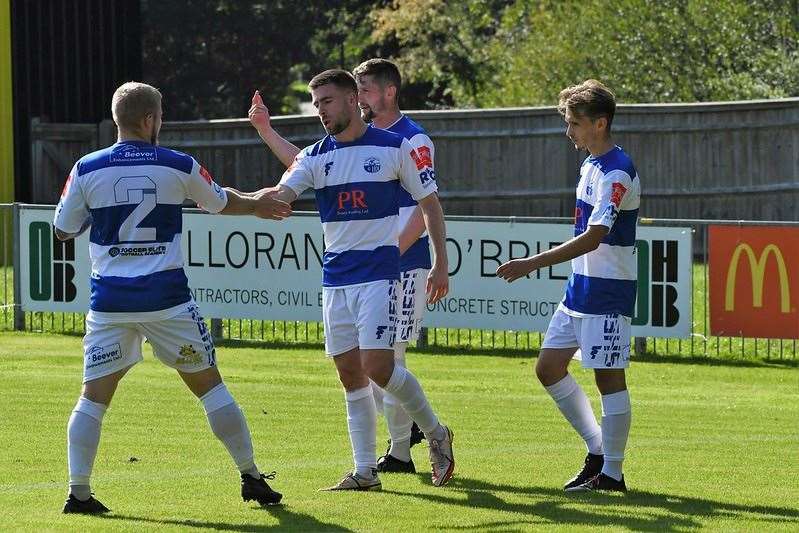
[54,140,228,321]
[279,126,438,288]
[383,115,434,272]
[562,145,640,318]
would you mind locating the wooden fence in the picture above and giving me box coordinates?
[29,98,799,220]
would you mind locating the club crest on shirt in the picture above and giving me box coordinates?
[363,157,381,173]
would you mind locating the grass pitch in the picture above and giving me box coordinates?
[0,332,797,532]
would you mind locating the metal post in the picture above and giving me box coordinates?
[417,326,429,350]
[211,318,223,341]
[12,202,24,330]
[634,337,647,356]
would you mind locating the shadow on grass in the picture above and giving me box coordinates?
[97,504,351,532]
[380,474,799,532]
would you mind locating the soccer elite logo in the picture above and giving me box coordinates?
[710,226,799,338]
[28,222,77,302]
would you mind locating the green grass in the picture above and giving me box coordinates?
[1,332,797,532]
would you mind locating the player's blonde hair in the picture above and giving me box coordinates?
[111,82,162,130]
[557,79,616,130]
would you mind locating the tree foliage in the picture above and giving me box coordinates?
[142,0,799,119]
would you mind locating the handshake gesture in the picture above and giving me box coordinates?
[252,188,291,220]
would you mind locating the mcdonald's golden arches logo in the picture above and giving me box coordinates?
[710,226,799,339]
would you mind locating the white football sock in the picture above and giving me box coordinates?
[201,383,260,478]
[382,364,444,441]
[67,396,107,500]
[345,386,377,477]
[385,342,413,461]
[370,380,384,414]
[544,374,603,455]
[600,389,631,481]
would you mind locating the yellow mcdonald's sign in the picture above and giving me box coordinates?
[724,243,790,313]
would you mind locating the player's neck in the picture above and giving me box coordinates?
[371,109,402,130]
[117,129,152,144]
[587,137,615,157]
[333,118,369,143]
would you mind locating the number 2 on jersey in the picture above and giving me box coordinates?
[114,176,158,243]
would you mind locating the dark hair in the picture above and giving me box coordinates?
[353,58,402,98]
[557,79,616,130]
[308,69,357,94]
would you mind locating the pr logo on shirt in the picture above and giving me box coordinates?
[337,190,368,213]
[610,182,628,207]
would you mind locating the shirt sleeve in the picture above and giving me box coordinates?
[587,170,634,230]
[53,163,90,233]
[399,137,438,201]
[185,159,228,214]
[278,150,314,196]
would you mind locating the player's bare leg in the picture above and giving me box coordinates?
[537,348,605,490]
[179,366,282,505]
[64,365,133,514]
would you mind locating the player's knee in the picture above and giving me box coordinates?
[535,356,565,386]
[594,369,626,394]
[363,357,393,388]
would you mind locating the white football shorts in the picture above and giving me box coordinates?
[322,279,397,356]
[542,305,631,369]
[396,268,429,344]
[82,301,216,383]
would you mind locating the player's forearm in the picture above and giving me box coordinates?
[418,195,448,268]
[54,217,92,241]
[534,226,607,268]
[398,207,426,255]
[219,188,257,215]
[257,127,301,168]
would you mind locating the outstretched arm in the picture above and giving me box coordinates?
[220,187,292,220]
[496,225,608,282]
[248,90,301,168]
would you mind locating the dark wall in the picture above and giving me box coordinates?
[11,0,142,201]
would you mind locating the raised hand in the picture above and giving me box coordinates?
[248,90,272,132]
[252,190,291,220]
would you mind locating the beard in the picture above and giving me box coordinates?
[360,106,375,123]
[325,116,350,136]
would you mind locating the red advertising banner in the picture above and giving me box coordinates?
[709,225,799,339]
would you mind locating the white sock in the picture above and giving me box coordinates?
[600,389,631,481]
[382,364,444,441]
[67,397,107,500]
[385,343,413,461]
[345,386,377,477]
[201,383,259,478]
[544,374,603,455]
[370,380,384,414]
